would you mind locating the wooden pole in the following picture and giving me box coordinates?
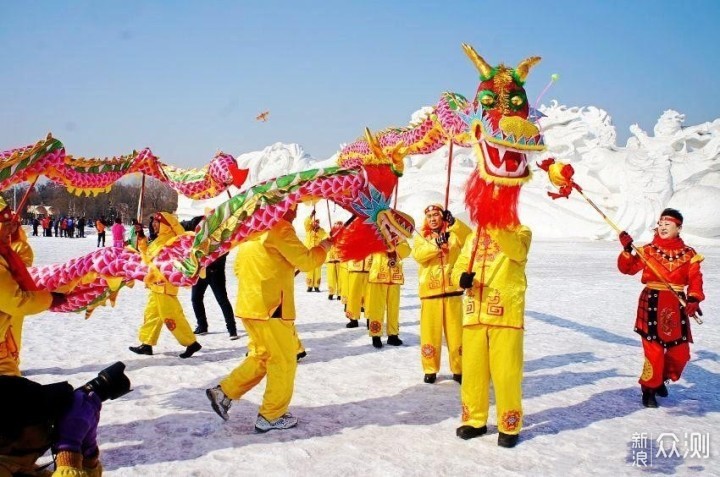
[12,177,39,223]
[444,139,454,210]
[136,174,146,223]
[574,186,701,324]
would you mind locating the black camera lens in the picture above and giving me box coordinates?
[79,362,131,402]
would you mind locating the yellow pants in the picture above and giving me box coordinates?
[461,324,523,435]
[138,291,195,347]
[366,283,400,337]
[346,272,368,320]
[221,318,298,420]
[419,296,463,375]
[327,263,339,295]
[305,265,322,288]
[339,265,349,304]
[0,322,21,376]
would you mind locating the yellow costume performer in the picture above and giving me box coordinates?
[303,213,327,292]
[206,206,330,431]
[326,221,344,300]
[129,212,201,359]
[345,257,370,328]
[412,205,470,383]
[0,200,56,376]
[366,242,411,348]
[453,226,531,444]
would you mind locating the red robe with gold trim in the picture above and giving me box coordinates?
[618,236,704,348]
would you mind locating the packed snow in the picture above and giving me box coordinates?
[20,231,719,476]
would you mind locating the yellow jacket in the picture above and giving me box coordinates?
[348,258,370,272]
[452,226,532,329]
[412,220,471,298]
[304,217,328,248]
[368,242,411,285]
[142,213,186,295]
[234,220,327,320]
[0,256,53,375]
[12,227,33,267]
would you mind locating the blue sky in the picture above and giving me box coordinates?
[1,1,719,166]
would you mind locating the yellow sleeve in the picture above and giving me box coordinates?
[412,236,440,264]
[452,233,474,284]
[395,241,411,260]
[271,222,327,272]
[0,259,53,316]
[489,226,532,262]
[450,219,472,247]
[12,231,34,267]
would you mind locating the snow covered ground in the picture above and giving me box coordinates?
[20,233,719,476]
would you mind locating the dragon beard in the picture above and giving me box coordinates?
[465,168,522,230]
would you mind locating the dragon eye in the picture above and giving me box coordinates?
[479,91,496,108]
[509,93,526,109]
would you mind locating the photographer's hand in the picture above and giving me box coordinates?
[55,390,102,455]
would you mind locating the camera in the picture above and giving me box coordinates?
[78,362,132,402]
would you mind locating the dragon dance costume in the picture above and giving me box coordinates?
[366,242,411,344]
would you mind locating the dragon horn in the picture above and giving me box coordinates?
[462,43,493,80]
[364,127,384,160]
[515,56,542,83]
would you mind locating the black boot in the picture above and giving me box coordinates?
[297,351,307,361]
[642,389,658,408]
[336,295,342,301]
[328,294,334,300]
[372,337,383,348]
[307,287,313,292]
[423,373,436,384]
[387,335,403,346]
[179,341,202,359]
[452,374,462,384]
[456,425,487,440]
[656,383,669,398]
[498,432,519,448]
[129,344,153,355]
[346,319,359,328]
[194,326,208,335]
[314,287,320,292]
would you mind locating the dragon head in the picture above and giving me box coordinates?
[333,183,414,262]
[460,44,545,228]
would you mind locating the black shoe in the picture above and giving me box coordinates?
[642,390,658,408]
[129,344,153,355]
[194,326,208,335]
[424,373,436,384]
[452,374,462,384]
[328,295,334,300]
[336,296,342,301]
[656,383,668,398]
[361,306,365,313]
[387,335,403,346]
[346,320,359,328]
[307,287,313,292]
[297,351,307,362]
[498,432,519,448]
[229,333,240,341]
[372,337,383,348]
[179,341,202,359]
[313,287,320,292]
[456,425,487,440]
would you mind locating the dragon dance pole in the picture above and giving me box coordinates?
[539,159,702,324]
[12,176,40,223]
[444,139,454,210]
[325,200,332,230]
[136,174,146,223]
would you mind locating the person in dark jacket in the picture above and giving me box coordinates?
[181,216,238,339]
